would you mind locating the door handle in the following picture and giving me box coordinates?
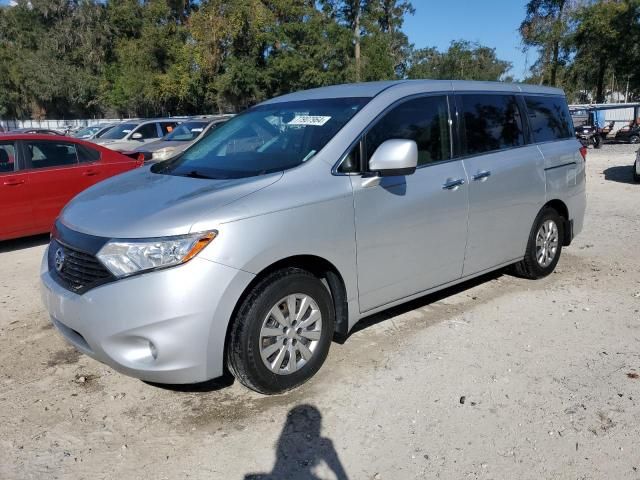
[82,170,99,177]
[472,170,492,181]
[442,178,465,190]
[3,179,25,186]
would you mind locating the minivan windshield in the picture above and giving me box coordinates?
[153,98,370,179]
[101,123,137,140]
[164,121,209,141]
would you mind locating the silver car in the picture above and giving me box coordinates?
[40,80,586,394]
[132,117,231,162]
[92,119,179,152]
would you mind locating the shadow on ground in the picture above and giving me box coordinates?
[603,165,637,184]
[0,233,49,253]
[243,404,349,480]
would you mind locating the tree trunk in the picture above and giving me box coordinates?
[550,40,560,86]
[549,0,566,87]
[354,0,361,82]
[596,57,606,103]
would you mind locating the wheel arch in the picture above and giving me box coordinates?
[543,199,572,246]
[223,255,349,369]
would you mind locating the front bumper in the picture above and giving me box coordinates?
[40,248,254,384]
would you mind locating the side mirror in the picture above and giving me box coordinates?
[369,139,418,177]
[131,132,143,140]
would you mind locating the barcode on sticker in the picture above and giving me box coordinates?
[288,115,331,126]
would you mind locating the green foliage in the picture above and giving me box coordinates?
[521,0,640,102]
[1,0,521,119]
[408,41,512,81]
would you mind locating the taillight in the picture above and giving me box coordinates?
[137,152,146,163]
[579,146,587,161]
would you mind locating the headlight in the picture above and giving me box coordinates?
[96,231,217,278]
[152,147,176,161]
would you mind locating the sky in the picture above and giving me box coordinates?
[404,0,533,80]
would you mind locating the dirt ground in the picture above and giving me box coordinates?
[1,144,639,480]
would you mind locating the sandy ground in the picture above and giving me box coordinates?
[1,144,639,480]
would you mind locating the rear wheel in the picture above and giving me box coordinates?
[629,134,640,144]
[512,208,564,279]
[633,158,640,182]
[227,268,334,394]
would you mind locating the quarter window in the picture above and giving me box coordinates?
[459,94,525,155]
[26,141,79,169]
[525,96,574,143]
[366,96,451,166]
[0,142,16,173]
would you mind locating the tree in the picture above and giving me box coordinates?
[520,0,572,87]
[408,40,512,81]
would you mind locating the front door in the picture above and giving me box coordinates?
[351,95,470,313]
[0,141,33,239]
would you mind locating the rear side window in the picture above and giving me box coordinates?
[26,141,78,169]
[77,144,101,163]
[525,96,574,143]
[459,94,525,155]
[0,142,16,173]
[366,95,451,166]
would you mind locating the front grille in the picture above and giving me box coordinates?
[49,239,113,293]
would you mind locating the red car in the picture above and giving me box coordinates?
[0,134,143,241]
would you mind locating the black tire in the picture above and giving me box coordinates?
[593,135,603,149]
[226,268,335,394]
[512,207,564,280]
[633,160,640,183]
[630,135,640,145]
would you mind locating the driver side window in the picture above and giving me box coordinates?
[365,96,451,167]
[134,123,159,140]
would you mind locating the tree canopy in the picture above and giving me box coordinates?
[2,0,639,119]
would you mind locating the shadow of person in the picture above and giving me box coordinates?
[244,404,348,480]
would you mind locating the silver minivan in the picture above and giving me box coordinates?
[40,80,586,394]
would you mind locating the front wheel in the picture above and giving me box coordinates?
[512,208,564,279]
[227,268,335,394]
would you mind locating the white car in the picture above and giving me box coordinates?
[92,119,179,152]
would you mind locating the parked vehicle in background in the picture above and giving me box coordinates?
[614,122,640,144]
[2,128,63,136]
[570,108,612,148]
[132,117,231,162]
[0,134,142,241]
[41,80,586,395]
[72,124,117,140]
[92,119,180,152]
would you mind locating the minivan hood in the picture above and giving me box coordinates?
[60,167,283,238]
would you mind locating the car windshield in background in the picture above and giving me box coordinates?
[73,126,100,138]
[101,123,137,140]
[152,98,370,179]
[165,121,209,141]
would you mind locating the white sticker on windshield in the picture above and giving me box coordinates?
[288,115,331,126]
